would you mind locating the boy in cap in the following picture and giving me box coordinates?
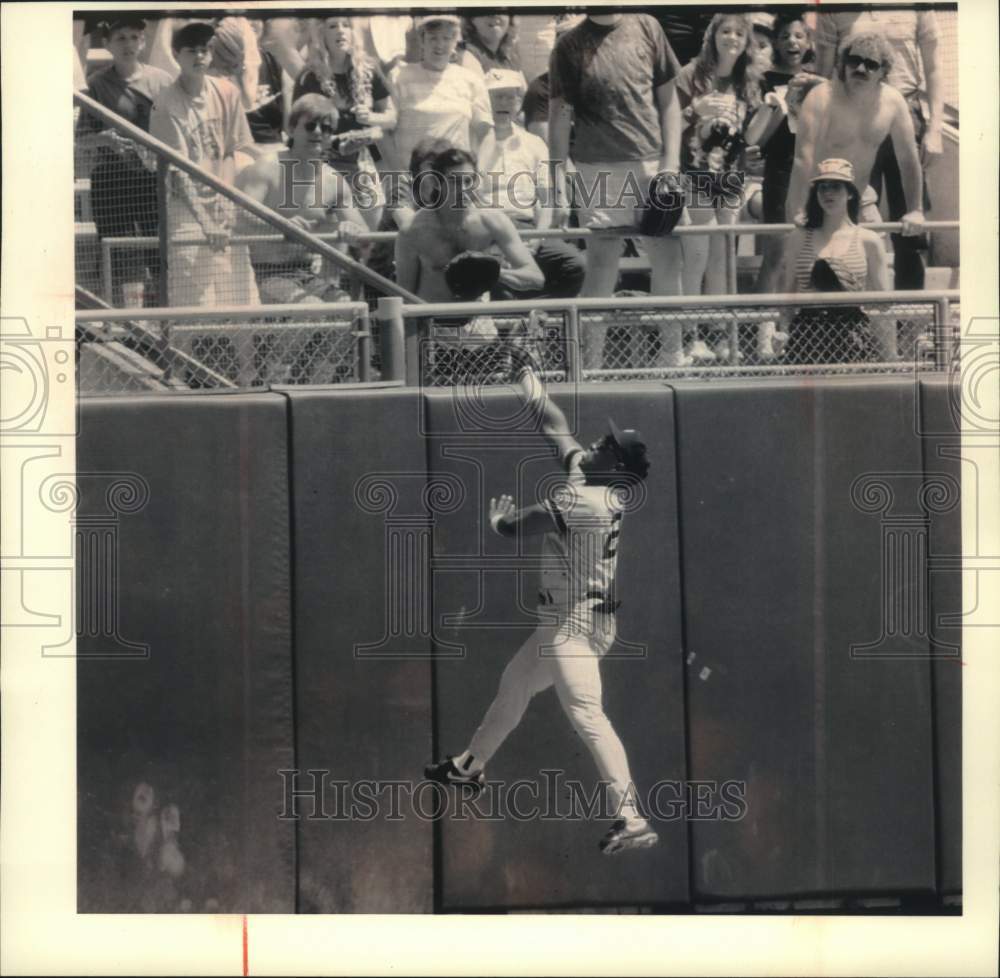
[477,68,584,301]
[150,21,262,306]
[76,15,172,305]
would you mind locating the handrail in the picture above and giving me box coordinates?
[76,290,958,324]
[73,91,423,304]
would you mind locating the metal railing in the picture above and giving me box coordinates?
[76,288,958,395]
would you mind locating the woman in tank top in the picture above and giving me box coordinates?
[779,158,892,364]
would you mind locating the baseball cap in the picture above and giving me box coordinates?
[415,14,461,30]
[607,418,649,476]
[810,158,858,191]
[484,68,528,93]
[172,21,216,50]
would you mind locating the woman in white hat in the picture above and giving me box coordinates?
[779,158,892,363]
[387,15,492,174]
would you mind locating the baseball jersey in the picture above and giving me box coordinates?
[540,450,624,616]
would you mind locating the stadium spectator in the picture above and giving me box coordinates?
[477,69,584,301]
[207,16,262,112]
[748,12,775,73]
[243,18,288,149]
[394,146,542,302]
[814,9,943,291]
[549,12,686,368]
[654,10,715,68]
[674,13,762,361]
[461,14,522,74]
[76,14,172,307]
[745,12,817,303]
[522,13,584,144]
[779,158,891,363]
[150,21,261,307]
[388,15,493,176]
[235,95,367,304]
[294,16,397,229]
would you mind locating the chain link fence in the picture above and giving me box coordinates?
[77,303,375,395]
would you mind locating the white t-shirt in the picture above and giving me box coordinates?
[388,61,492,171]
[540,452,625,617]
[477,124,550,221]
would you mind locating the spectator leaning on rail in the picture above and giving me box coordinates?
[235,95,368,304]
[149,21,263,307]
[294,16,397,231]
[778,158,891,365]
[477,69,584,302]
[814,9,943,291]
[387,14,493,177]
[394,146,542,303]
[76,14,172,307]
[548,12,687,369]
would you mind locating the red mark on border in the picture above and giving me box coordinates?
[242,915,249,976]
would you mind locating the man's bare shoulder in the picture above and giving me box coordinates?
[399,208,437,243]
[235,154,280,188]
[880,83,909,112]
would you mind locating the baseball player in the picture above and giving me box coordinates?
[425,345,658,855]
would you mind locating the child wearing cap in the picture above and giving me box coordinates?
[76,16,172,306]
[149,21,262,307]
[477,69,584,301]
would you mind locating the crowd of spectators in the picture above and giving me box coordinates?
[75,7,948,366]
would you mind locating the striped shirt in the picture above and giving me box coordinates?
[795,227,868,293]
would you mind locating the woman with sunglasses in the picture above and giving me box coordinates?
[294,16,397,230]
[777,158,891,364]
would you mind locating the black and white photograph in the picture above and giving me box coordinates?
[1,1,998,974]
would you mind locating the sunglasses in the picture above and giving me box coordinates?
[844,53,882,73]
[303,119,337,135]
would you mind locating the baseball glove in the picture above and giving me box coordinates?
[445,251,502,300]
[637,173,686,237]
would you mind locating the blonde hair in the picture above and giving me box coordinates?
[305,17,367,84]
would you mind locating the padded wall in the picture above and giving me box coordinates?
[673,377,937,900]
[76,392,295,913]
[426,384,688,910]
[285,384,434,912]
[919,376,963,896]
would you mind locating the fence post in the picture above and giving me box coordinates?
[566,305,582,383]
[377,296,406,383]
[101,241,113,305]
[156,156,170,308]
[935,296,953,370]
[356,305,372,383]
[725,227,738,295]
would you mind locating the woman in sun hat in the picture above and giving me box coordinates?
[778,158,893,363]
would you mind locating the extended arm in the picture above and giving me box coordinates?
[654,79,681,173]
[511,356,581,462]
[919,30,944,161]
[489,493,561,538]
[888,92,925,233]
[489,213,545,292]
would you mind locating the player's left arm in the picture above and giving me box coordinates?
[888,88,925,234]
[489,494,562,538]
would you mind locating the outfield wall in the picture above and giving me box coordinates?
[76,376,962,912]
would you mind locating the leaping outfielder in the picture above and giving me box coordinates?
[425,339,658,855]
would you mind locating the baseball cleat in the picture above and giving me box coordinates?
[424,757,486,793]
[599,819,659,855]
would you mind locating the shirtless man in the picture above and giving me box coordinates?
[785,31,925,239]
[236,94,367,302]
[394,146,544,302]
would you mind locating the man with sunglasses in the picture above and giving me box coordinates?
[236,94,368,304]
[785,31,925,249]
